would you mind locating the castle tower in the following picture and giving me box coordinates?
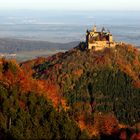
[93,25,96,32]
[109,35,113,42]
[86,30,89,48]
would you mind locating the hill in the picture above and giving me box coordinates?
[0,38,78,53]
[1,42,140,139]
[0,38,79,62]
[28,42,140,138]
[0,58,87,139]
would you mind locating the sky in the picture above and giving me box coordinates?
[0,0,139,11]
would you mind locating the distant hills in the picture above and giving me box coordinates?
[0,38,79,62]
[0,38,79,53]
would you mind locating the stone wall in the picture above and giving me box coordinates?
[88,41,116,51]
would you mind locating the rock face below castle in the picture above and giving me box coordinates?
[86,26,116,50]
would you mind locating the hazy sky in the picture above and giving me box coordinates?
[0,0,139,11]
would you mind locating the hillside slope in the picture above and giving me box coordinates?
[0,58,87,139]
[29,43,140,138]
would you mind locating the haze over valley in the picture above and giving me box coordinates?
[0,10,140,61]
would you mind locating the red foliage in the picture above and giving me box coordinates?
[129,132,140,140]
[19,100,25,109]
[119,130,127,140]
[94,113,119,136]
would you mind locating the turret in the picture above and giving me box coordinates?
[86,30,89,48]
[109,35,113,42]
[93,25,96,32]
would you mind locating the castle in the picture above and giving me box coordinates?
[86,26,116,50]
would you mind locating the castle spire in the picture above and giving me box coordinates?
[93,25,96,32]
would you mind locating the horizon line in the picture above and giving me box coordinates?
[0,9,140,12]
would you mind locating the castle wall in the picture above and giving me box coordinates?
[109,35,113,42]
[88,41,116,50]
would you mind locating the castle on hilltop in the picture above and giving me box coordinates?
[86,25,116,50]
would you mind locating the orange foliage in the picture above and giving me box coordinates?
[73,69,83,77]
[77,114,87,130]
[0,58,69,110]
[94,113,119,136]
[133,58,140,68]
[77,113,98,137]
[3,70,15,87]
[38,80,60,107]
[0,59,41,93]
[60,99,69,111]
[116,54,140,89]
[133,81,140,88]
[115,44,140,89]
[37,80,69,109]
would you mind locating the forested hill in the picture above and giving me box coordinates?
[1,42,140,139]
[30,42,140,138]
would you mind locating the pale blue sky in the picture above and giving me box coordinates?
[0,0,139,11]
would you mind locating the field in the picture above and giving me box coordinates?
[15,49,65,62]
